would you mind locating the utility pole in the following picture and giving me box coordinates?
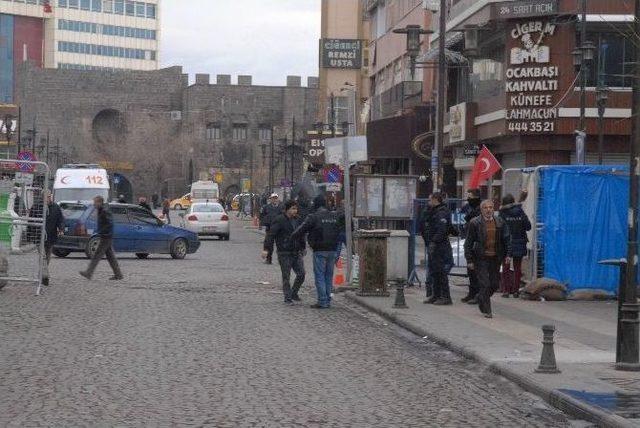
[330,93,336,137]
[434,0,447,192]
[46,129,50,164]
[291,116,296,188]
[618,0,640,371]
[578,0,587,164]
[269,125,274,193]
[16,106,21,155]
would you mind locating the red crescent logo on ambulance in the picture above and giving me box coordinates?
[60,176,69,184]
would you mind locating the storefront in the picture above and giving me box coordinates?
[443,0,633,196]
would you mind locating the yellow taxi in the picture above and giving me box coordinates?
[170,193,192,210]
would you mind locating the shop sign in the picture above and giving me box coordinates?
[320,39,363,69]
[505,20,559,134]
[307,138,325,163]
[449,102,467,144]
[494,0,558,20]
[463,145,480,157]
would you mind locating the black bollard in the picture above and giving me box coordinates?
[535,325,561,374]
[393,279,408,309]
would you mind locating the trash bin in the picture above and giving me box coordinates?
[356,229,391,297]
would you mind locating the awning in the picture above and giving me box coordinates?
[417,32,468,64]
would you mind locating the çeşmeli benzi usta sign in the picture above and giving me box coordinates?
[505,20,559,133]
[320,39,363,69]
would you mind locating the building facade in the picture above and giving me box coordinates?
[318,0,369,136]
[433,0,634,196]
[0,0,160,102]
[15,63,318,199]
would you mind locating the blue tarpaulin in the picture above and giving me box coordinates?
[539,165,629,296]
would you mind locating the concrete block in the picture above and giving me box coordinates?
[387,230,409,281]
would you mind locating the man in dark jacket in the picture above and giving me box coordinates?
[138,196,152,213]
[292,194,343,309]
[43,192,64,286]
[260,193,284,264]
[461,188,482,303]
[425,193,454,305]
[262,199,306,304]
[464,200,511,318]
[80,196,123,281]
[499,193,531,297]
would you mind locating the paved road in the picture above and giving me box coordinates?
[0,221,586,427]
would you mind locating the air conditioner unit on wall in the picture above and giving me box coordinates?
[170,111,182,121]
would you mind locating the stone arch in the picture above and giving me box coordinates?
[224,184,240,199]
[92,109,126,150]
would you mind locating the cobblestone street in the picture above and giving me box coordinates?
[0,221,585,427]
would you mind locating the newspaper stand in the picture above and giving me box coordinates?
[0,159,50,295]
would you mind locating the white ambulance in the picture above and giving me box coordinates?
[53,164,110,203]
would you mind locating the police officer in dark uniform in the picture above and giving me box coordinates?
[425,192,453,305]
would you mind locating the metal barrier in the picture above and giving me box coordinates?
[0,160,50,295]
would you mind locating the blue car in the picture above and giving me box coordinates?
[53,202,200,260]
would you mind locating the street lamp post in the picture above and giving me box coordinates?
[393,20,440,192]
[618,0,640,372]
[572,37,596,164]
[596,87,608,165]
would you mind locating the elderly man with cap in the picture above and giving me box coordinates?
[259,193,284,264]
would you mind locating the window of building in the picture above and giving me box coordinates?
[125,0,134,15]
[114,0,123,13]
[206,124,221,140]
[102,0,112,12]
[135,1,145,16]
[68,0,78,8]
[146,3,155,18]
[232,124,247,141]
[586,32,634,88]
[326,96,349,127]
[91,0,101,11]
[58,0,67,6]
[258,127,272,141]
[80,0,89,10]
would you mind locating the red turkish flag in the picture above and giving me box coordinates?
[468,146,501,189]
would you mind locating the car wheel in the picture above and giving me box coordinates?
[85,236,100,259]
[52,248,71,258]
[136,253,150,259]
[170,238,188,259]
[174,204,182,211]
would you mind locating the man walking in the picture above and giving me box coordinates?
[464,200,511,318]
[260,193,284,264]
[43,191,64,286]
[80,196,123,281]
[262,200,305,304]
[424,193,454,305]
[461,188,482,304]
[292,194,343,309]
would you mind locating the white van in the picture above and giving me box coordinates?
[190,181,219,203]
[53,164,110,203]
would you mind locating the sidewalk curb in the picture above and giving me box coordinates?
[344,292,636,428]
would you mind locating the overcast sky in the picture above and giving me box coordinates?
[160,0,321,86]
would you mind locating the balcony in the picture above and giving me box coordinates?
[370,81,423,122]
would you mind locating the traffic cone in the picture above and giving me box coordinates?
[333,257,345,287]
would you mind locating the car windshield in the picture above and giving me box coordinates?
[192,204,223,213]
[54,188,109,203]
[192,190,217,200]
[59,202,87,220]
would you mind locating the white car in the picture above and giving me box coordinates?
[180,202,230,240]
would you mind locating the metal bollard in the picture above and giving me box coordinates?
[535,325,561,374]
[393,279,408,309]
